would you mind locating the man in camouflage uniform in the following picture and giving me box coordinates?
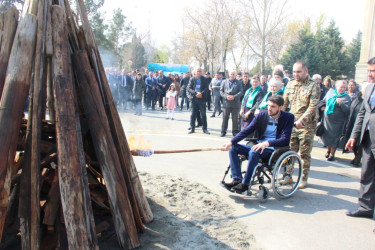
[282,61,320,189]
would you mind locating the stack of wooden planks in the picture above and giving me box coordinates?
[0,0,153,249]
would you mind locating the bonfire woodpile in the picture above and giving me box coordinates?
[0,0,153,249]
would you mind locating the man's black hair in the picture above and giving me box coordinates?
[295,61,308,69]
[368,57,375,65]
[268,95,284,107]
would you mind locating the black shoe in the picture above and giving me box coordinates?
[231,183,249,193]
[196,124,201,128]
[220,132,226,137]
[218,111,222,116]
[327,155,334,161]
[210,114,215,117]
[325,151,330,158]
[222,179,241,190]
[188,130,195,134]
[352,158,361,167]
[346,209,373,218]
[188,127,192,130]
[203,129,210,134]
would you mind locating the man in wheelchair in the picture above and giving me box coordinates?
[222,95,294,193]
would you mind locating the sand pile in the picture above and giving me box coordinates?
[137,172,254,249]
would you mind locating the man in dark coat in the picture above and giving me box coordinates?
[118,69,134,111]
[187,67,210,134]
[345,57,375,219]
[145,71,157,110]
[180,72,191,110]
[157,70,170,110]
[133,73,146,115]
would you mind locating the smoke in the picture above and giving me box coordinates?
[98,46,118,69]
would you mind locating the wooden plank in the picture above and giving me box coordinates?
[0,13,4,47]
[73,51,140,248]
[93,49,154,224]
[0,13,37,242]
[50,6,98,249]
[0,6,18,97]
[19,1,48,248]
[43,169,60,226]
[73,0,153,225]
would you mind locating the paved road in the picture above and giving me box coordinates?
[119,108,375,250]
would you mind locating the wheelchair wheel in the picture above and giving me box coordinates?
[272,151,302,199]
[257,186,269,203]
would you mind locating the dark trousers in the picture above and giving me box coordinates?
[358,132,375,212]
[190,99,207,130]
[134,99,142,115]
[206,95,212,110]
[146,91,156,110]
[222,107,240,135]
[180,90,189,110]
[158,93,166,108]
[118,87,130,109]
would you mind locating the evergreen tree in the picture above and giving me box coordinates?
[343,30,362,78]
[108,9,132,55]
[91,12,112,49]
[316,20,346,78]
[279,22,321,75]
[129,34,146,69]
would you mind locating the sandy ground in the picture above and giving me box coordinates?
[98,172,256,250]
[137,172,255,249]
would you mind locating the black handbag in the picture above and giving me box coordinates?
[315,121,324,136]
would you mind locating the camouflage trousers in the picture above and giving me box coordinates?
[288,123,316,181]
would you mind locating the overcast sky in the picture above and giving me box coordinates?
[101,0,367,46]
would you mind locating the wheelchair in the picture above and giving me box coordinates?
[221,140,303,202]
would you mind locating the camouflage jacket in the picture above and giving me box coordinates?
[283,77,320,125]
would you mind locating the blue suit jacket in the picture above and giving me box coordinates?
[231,110,294,147]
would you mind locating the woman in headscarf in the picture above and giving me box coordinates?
[320,80,352,161]
[255,77,284,115]
[342,83,369,166]
[240,75,265,129]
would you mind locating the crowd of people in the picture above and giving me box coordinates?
[105,57,375,222]
[105,61,370,170]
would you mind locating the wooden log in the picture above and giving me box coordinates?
[0,14,37,242]
[73,51,140,248]
[50,6,98,249]
[20,0,48,248]
[92,50,154,224]
[0,6,18,96]
[74,0,154,223]
[43,169,60,227]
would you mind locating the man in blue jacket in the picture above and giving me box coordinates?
[145,71,158,110]
[222,95,294,192]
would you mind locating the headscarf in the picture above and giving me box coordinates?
[258,88,284,110]
[243,86,261,109]
[325,89,348,115]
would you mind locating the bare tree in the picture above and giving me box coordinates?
[238,0,289,74]
[178,0,237,73]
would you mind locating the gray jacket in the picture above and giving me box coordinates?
[351,83,375,146]
[220,79,243,108]
[209,78,223,97]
